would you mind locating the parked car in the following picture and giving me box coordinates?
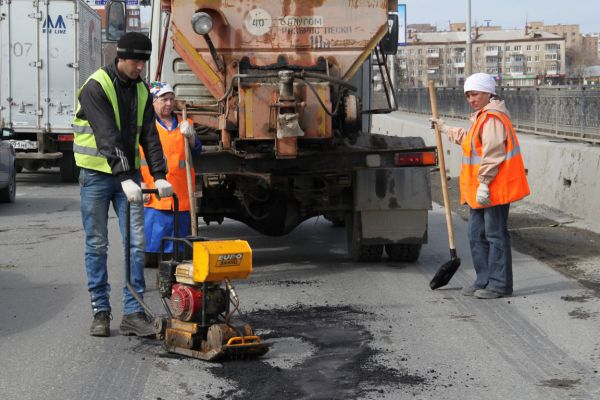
[0,129,17,202]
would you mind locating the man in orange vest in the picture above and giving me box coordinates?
[140,82,202,267]
[432,73,530,299]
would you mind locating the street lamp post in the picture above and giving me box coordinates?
[466,0,472,77]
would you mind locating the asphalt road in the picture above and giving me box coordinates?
[2,169,600,400]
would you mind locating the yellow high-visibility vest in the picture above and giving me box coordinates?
[72,69,147,173]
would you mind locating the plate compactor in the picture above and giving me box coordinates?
[126,192,268,361]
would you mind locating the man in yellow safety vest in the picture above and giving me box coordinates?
[73,32,173,337]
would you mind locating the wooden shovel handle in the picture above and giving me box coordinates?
[428,81,457,251]
[182,105,198,236]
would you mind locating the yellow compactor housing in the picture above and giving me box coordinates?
[174,240,252,284]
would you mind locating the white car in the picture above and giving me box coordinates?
[0,130,17,202]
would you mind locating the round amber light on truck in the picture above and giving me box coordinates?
[191,12,213,35]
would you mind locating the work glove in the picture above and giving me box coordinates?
[179,120,195,139]
[154,179,173,198]
[141,182,151,204]
[430,117,448,134]
[476,183,491,206]
[121,179,143,203]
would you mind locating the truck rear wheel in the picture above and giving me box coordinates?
[324,214,345,227]
[355,244,383,262]
[60,151,79,183]
[24,163,40,172]
[385,244,421,262]
[346,212,383,262]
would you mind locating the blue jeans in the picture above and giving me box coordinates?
[79,168,146,315]
[468,204,513,294]
[144,208,191,253]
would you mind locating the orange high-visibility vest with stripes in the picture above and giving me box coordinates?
[460,110,530,209]
[140,115,194,211]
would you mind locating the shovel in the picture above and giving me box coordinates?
[181,105,198,236]
[427,81,461,290]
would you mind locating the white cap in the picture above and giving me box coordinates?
[149,81,175,101]
[464,73,496,95]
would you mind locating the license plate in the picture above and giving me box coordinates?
[7,140,38,150]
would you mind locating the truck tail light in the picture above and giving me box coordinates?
[394,151,437,167]
[57,134,74,142]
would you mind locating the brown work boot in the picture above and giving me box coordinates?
[90,311,111,337]
[119,312,156,337]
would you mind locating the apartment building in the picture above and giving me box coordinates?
[398,29,566,87]
[407,24,436,35]
[528,22,580,48]
[450,22,502,32]
[527,22,598,79]
[590,33,600,58]
[582,35,599,60]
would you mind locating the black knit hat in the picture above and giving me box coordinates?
[116,32,152,61]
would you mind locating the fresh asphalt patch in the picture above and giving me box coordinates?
[121,303,429,399]
[207,304,426,400]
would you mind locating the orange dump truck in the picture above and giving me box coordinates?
[109,0,437,262]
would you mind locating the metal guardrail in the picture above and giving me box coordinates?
[395,86,600,143]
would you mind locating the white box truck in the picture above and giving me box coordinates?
[0,0,101,182]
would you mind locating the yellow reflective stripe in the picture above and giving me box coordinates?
[463,154,481,165]
[73,143,102,157]
[72,124,94,134]
[506,146,522,160]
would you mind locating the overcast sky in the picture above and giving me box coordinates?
[401,0,599,34]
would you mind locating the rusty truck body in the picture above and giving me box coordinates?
[119,0,436,262]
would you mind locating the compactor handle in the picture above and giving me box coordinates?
[125,190,180,319]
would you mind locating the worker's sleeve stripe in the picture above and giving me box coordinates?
[73,143,102,157]
[115,147,130,171]
[73,125,94,134]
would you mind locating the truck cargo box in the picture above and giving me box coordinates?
[0,0,101,181]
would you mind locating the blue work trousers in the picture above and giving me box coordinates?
[468,204,513,294]
[79,168,146,315]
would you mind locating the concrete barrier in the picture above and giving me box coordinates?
[373,111,600,233]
